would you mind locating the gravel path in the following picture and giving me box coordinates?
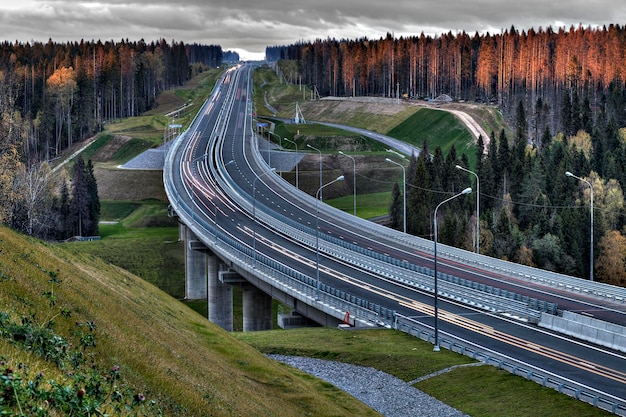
[268,355,471,417]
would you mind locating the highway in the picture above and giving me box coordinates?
[164,64,626,414]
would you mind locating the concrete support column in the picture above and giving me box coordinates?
[242,284,272,331]
[184,227,207,300]
[208,256,233,331]
[178,222,185,242]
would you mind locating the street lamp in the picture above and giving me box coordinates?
[284,137,299,189]
[433,187,472,352]
[386,157,406,233]
[566,171,594,282]
[338,151,357,216]
[307,144,323,200]
[252,167,277,268]
[315,175,345,300]
[455,165,480,254]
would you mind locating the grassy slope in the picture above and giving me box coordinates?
[0,225,380,417]
[236,329,609,417]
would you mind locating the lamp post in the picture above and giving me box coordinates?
[338,151,357,216]
[386,157,406,233]
[566,171,594,282]
[433,187,472,352]
[455,165,480,254]
[284,137,299,189]
[252,167,277,268]
[307,144,323,200]
[315,175,345,300]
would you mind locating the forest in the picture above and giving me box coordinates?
[267,24,626,285]
[0,38,224,241]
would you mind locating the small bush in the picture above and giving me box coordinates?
[0,311,162,416]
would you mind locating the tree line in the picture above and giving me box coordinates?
[0,38,223,163]
[268,24,626,285]
[386,98,626,286]
[267,24,626,141]
[0,38,224,240]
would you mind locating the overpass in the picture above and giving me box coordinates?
[164,64,626,415]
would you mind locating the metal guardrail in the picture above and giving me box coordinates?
[395,313,626,416]
[164,80,394,329]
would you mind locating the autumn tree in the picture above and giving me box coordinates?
[47,66,77,155]
[0,71,27,225]
[595,230,626,285]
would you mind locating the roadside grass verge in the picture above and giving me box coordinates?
[236,328,609,417]
[234,328,473,381]
[253,66,309,117]
[415,364,606,417]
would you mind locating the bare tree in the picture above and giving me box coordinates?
[12,163,56,237]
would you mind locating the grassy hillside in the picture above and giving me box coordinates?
[0,225,380,416]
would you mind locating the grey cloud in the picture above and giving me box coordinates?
[2,0,625,58]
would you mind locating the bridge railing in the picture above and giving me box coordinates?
[165,127,395,328]
[394,313,626,416]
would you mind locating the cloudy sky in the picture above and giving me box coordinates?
[1,0,624,60]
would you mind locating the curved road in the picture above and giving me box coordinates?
[165,64,626,412]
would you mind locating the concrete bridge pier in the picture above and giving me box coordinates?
[184,226,233,331]
[183,225,273,332]
[208,257,233,331]
[242,284,273,331]
[184,227,208,300]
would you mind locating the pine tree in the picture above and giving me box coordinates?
[407,156,432,238]
[70,155,90,237]
[85,159,100,236]
[389,182,403,231]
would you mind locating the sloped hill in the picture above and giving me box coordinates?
[0,225,380,416]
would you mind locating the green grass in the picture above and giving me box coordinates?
[329,191,392,219]
[100,200,142,222]
[235,328,610,417]
[388,107,478,165]
[416,365,607,417]
[64,200,183,297]
[0,226,379,417]
[235,328,472,381]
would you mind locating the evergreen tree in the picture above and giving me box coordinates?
[561,90,573,136]
[57,180,72,239]
[70,155,90,237]
[496,129,510,195]
[389,182,403,231]
[571,89,581,134]
[407,156,432,238]
[491,207,517,260]
[514,100,528,160]
[85,159,100,236]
